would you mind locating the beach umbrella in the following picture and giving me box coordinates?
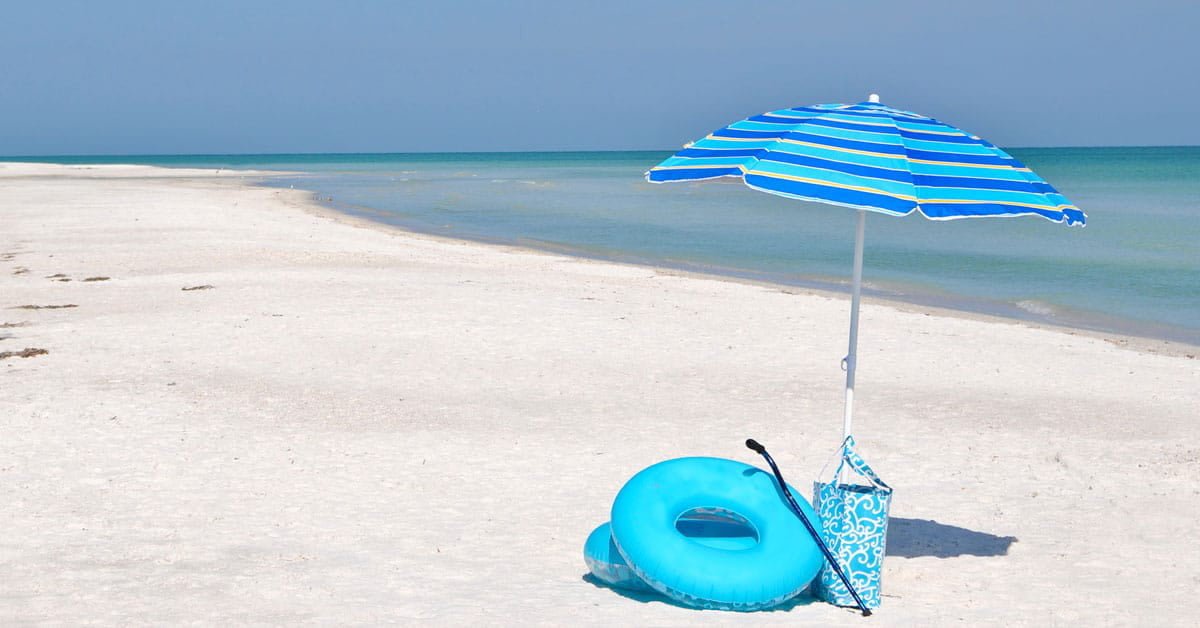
[647,95,1085,440]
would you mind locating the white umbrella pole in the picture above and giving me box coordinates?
[842,209,867,440]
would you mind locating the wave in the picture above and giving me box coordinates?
[1015,300,1057,317]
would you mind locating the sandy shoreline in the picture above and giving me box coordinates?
[2,163,1198,625]
[281,168,1195,359]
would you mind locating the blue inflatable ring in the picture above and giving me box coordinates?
[610,457,824,610]
[583,522,653,592]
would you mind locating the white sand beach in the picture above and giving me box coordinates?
[2,163,1197,626]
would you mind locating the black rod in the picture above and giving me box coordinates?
[746,438,872,617]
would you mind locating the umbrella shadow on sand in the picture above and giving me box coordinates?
[886,518,1018,558]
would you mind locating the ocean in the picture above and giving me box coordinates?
[8,147,1200,345]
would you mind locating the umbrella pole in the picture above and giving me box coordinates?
[842,209,867,441]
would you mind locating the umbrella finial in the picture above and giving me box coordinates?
[868,93,880,103]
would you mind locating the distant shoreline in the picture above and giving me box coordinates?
[3,158,1196,354]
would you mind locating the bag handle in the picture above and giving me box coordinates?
[825,435,892,494]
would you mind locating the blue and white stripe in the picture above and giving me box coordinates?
[647,101,1086,226]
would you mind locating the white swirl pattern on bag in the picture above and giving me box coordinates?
[812,436,892,610]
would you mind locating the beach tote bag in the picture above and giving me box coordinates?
[812,436,893,609]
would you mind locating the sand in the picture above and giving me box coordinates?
[1,163,1197,626]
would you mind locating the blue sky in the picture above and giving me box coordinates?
[3,0,1197,155]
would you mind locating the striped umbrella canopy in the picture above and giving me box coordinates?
[646,95,1085,440]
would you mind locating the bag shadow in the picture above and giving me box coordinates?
[886,517,1017,558]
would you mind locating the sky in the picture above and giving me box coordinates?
[3,0,1198,155]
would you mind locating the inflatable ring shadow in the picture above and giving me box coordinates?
[580,573,820,612]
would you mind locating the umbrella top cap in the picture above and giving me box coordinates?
[868,93,880,103]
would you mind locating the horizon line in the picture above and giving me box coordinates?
[4,144,1199,161]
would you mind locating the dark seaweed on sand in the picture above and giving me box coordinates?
[0,347,47,360]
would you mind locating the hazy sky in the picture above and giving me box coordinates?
[4,1,1197,155]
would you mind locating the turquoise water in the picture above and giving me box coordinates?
[8,148,1200,345]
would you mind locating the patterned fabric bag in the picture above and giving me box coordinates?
[812,436,893,609]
